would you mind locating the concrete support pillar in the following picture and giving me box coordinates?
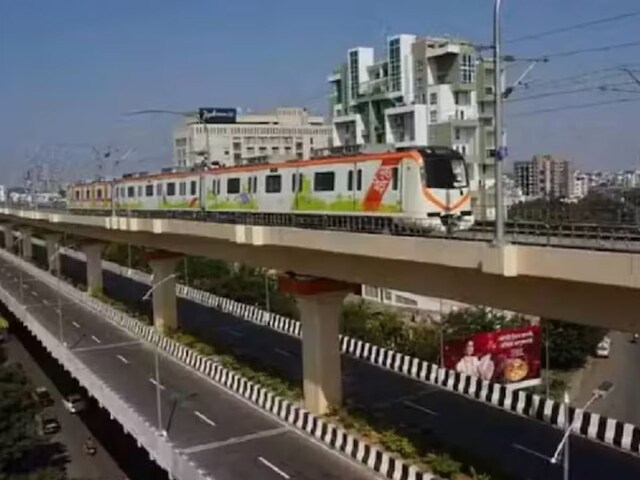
[18,227,32,260]
[148,253,181,333]
[3,225,14,252]
[43,233,62,273]
[279,275,355,415]
[81,243,104,294]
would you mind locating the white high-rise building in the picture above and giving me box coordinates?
[328,34,497,219]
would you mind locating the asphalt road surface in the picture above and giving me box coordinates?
[0,256,380,480]
[3,332,131,480]
[47,249,640,480]
[575,331,640,426]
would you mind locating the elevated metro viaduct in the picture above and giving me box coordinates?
[2,207,640,414]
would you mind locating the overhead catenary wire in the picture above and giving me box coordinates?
[539,40,640,60]
[508,81,638,103]
[509,97,640,117]
[506,10,640,44]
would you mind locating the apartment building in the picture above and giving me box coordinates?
[514,154,574,199]
[327,34,497,219]
[173,107,332,167]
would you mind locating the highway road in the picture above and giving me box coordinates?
[575,331,640,427]
[49,249,640,480]
[0,257,381,480]
[3,331,131,480]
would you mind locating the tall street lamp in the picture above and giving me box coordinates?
[48,250,67,346]
[550,381,614,480]
[493,0,505,243]
[142,272,179,437]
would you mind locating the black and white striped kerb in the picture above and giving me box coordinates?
[57,248,640,457]
[11,249,436,480]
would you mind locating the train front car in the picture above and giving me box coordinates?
[413,147,473,231]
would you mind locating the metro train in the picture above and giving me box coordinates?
[66,146,473,231]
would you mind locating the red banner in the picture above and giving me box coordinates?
[443,325,541,388]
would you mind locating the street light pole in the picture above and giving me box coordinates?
[142,272,179,437]
[550,382,614,479]
[264,271,271,313]
[49,250,66,347]
[493,0,505,243]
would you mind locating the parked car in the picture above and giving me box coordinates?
[63,394,86,413]
[34,386,54,407]
[595,337,611,358]
[37,411,61,435]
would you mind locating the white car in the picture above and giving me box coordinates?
[595,337,611,358]
[63,394,86,413]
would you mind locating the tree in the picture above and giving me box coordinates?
[0,363,40,473]
[542,319,605,370]
[442,306,528,340]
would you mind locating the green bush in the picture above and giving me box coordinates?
[379,430,419,461]
[427,453,462,478]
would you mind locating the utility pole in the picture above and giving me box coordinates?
[493,0,505,243]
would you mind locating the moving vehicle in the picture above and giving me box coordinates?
[83,437,97,456]
[63,394,86,413]
[34,386,54,407]
[595,336,611,358]
[632,333,639,343]
[66,147,474,232]
[37,411,61,435]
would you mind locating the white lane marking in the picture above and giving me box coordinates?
[194,411,217,427]
[513,443,552,461]
[274,348,292,358]
[42,299,51,306]
[31,291,38,297]
[91,335,101,344]
[116,355,130,364]
[404,400,438,416]
[227,329,244,338]
[149,378,166,390]
[72,321,81,328]
[258,457,290,479]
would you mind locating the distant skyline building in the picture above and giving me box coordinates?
[327,34,497,219]
[514,154,574,200]
[173,107,331,167]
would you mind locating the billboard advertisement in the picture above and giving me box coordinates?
[443,325,541,389]
[198,107,237,124]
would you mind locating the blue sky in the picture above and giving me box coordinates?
[1,0,639,185]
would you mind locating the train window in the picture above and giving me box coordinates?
[347,170,353,190]
[167,182,176,196]
[96,189,103,200]
[127,186,134,198]
[146,184,154,197]
[227,178,240,194]
[85,189,91,199]
[314,172,335,192]
[356,169,362,191]
[156,183,163,196]
[291,173,296,192]
[190,181,197,196]
[75,190,80,200]
[248,177,254,194]
[253,176,258,193]
[137,186,143,197]
[392,167,399,191]
[179,182,186,196]
[265,174,281,193]
[298,173,304,192]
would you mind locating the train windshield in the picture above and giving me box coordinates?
[422,152,468,189]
